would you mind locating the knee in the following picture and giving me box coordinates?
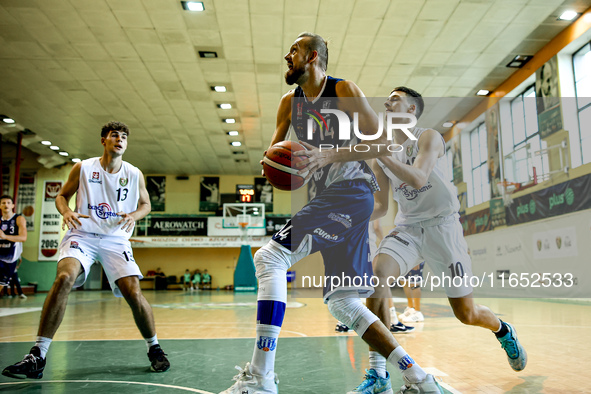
[55,270,76,288]
[453,305,477,325]
[373,258,393,280]
[254,244,289,279]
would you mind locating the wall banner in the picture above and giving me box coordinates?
[506,173,591,225]
[38,181,62,261]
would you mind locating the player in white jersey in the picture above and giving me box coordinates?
[2,121,170,380]
[350,87,527,394]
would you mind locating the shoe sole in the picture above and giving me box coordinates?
[150,365,170,372]
[2,370,43,379]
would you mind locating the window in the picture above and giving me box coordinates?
[505,85,549,184]
[573,41,591,164]
[468,123,490,206]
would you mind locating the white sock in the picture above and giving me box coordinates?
[387,346,427,384]
[145,334,159,351]
[35,336,52,359]
[369,351,387,378]
[251,325,281,376]
[390,305,399,325]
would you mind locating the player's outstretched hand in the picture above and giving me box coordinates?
[293,141,330,182]
[0,229,6,240]
[62,211,90,230]
[117,212,135,232]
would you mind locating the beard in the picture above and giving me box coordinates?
[285,64,306,85]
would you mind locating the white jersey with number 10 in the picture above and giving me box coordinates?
[75,157,140,239]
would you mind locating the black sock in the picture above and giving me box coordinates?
[494,320,509,338]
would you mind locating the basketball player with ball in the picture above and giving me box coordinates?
[3,121,170,379]
[221,32,440,394]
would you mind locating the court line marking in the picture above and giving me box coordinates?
[0,380,214,393]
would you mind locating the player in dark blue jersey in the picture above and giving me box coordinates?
[221,32,438,394]
[0,195,27,294]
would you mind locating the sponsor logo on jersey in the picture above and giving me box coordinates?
[394,182,432,200]
[70,241,85,254]
[296,102,303,117]
[89,172,102,184]
[397,354,414,370]
[385,231,409,246]
[313,228,338,241]
[88,203,118,220]
[119,178,128,187]
[406,145,413,157]
[256,336,277,352]
[328,212,352,229]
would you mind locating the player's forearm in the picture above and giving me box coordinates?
[379,157,428,189]
[55,196,74,216]
[370,202,387,221]
[130,202,151,221]
[2,234,27,242]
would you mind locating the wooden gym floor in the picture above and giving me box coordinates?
[0,290,590,393]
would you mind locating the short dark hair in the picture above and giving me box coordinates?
[0,195,13,203]
[391,86,424,119]
[101,121,129,138]
[297,32,328,71]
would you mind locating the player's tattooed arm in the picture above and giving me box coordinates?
[261,90,295,175]
[56,162,90,230]
[117,170,151,232]
[370,160,390,221]
[378,129,444,190]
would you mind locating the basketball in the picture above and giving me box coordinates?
[263,141,309,191]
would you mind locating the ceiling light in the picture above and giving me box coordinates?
[506,55,533,68]
[181,1,204,11]
[212,85,227,92]
[72,158,81,163]
[231,141,242,147]
[442,121,455,128]
[224,118,236,124]
[198,51,217,58]
[227,131,239,136]
[476,89,490,96]
[558,10,578,20]
[218,103,232,109]
[1,116,15,124]
[41,140,52,145]
[59,151,69,156]
[50,145,59,150]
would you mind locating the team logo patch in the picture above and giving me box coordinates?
[89,172,102,184]
[0,224,7,231]
[328,213,352,229]
[385,231,409,246]
[296,102,304,117]
[87,203,118,220]
[119,178,128,186]
[406,145,413,157]
[70,241,85,254]
[397,354,415,371]
[256,336,277,352]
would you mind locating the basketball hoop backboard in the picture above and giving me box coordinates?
[223,203,265,229]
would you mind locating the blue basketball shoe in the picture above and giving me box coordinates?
[347,369,393,394]
[496,321,527,371]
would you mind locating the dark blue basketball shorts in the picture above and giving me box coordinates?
[271,179,374,299]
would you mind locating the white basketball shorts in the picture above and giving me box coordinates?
[58,230,143,297]
[377,213,473,298]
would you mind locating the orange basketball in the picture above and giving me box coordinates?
[263,141,309,191]
[22,205,34,216]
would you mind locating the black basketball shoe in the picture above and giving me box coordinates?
[148,344,170,372]
[2,346,46,379]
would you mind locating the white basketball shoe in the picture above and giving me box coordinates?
[401,310,424,324]
[219,363,278,394]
